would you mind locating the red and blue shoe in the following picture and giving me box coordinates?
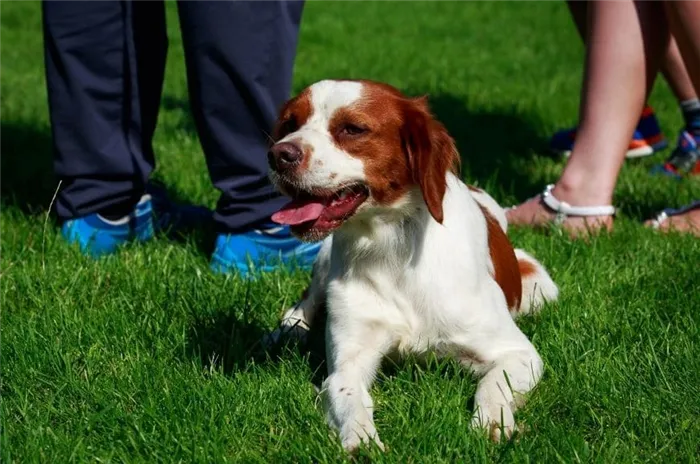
[650,129,700,178]
[550,105,668,159]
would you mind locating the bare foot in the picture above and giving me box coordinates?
[506,188,614,238]
[644,203,700,237]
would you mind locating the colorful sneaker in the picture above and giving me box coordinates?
[650,130,700,178]
[210,223,322,278]
[61,194,154,257]
[550,105,668,158]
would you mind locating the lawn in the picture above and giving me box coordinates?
[2,1,700,462]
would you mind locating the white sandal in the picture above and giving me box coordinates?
[648,200,700,229]
[539,184,616,225]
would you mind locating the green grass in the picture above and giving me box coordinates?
[2,1,700,462]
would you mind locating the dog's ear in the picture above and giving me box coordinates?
[400,96,460,224]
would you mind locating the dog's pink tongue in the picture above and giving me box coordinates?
[271,200,325,225]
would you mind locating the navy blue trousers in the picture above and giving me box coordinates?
[42,0,304,231]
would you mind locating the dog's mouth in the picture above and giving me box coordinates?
[271,183,370,237]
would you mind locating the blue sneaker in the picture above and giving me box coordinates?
[61,194,154,257]
[210,223,322,277]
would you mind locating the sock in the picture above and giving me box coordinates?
[680,99,700,136]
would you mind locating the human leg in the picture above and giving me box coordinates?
[508,0,668,236]
[42,0,168,255]
[176,0,320,275]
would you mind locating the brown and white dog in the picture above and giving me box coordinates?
[265,79,558,452]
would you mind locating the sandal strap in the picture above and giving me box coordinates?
[650,199,700,228]
[660,199,700,217]
[649,211,668,229]
[541,184,616,223]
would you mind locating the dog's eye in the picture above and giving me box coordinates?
[277,116,298,138]
[341,124,368,136]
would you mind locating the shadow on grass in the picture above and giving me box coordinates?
[186,298,330,385]
[0,121,58,214]
[190,303,482,400]
[425,94,697,220]
[143,180,216,256]
[0,119,217,254]
[186,308,270,374]
[182,278,330,386]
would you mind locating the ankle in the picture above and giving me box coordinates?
[551,180,614,207]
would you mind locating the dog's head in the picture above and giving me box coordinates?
[268,79,460,241]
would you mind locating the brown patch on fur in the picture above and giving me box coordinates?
[328,101,412,208]
[479,205,522,311]
[467,185,483,193]
[401,96,461,223]
[518,258,537,279]
[328,81,460,223]
[272,88,313,143]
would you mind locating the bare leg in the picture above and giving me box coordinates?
[507,0,668,236]
[642,2,700,237]
[567,0,697,103]
[664,1,700,93]
[661,36,698,102]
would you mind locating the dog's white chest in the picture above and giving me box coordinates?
[327,262,450,356]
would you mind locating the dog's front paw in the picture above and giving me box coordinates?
[471,401,517,442]
[340,425,385,453]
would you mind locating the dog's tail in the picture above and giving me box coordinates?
[514,249,558,315]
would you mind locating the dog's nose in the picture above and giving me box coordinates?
[268,142,303,170]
